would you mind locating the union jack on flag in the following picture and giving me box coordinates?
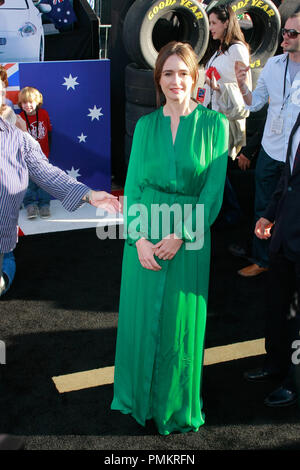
[2,63,20,109]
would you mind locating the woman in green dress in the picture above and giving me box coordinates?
[111,41,229,435]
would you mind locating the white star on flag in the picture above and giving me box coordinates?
[77,133,87,143]
[62,74,79,90]
[87,105,103,121]
[66,167,81,180]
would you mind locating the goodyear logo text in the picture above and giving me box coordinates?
[250,59,261,68]
[231,0,275,18]
[148,0,203,21]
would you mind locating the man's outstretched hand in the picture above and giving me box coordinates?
[90,191,121,213]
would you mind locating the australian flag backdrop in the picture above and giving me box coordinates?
[3,60,111,192]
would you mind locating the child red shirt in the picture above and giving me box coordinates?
[20,108,52,158]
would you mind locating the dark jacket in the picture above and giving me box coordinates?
[264,112,300,260]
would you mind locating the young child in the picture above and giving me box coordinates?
[18,86,52,219]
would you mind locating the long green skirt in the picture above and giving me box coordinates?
[111,188,210,435]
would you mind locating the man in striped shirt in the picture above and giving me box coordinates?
[0,79,120,296]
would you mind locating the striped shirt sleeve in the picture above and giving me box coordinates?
[20,131,90,211]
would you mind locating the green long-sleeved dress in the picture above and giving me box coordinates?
[111,104,229,435]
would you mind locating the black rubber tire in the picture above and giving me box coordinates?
[278,0,300,26]
[125,63,157,106]
[250,66,263,89]
[207,0,281,68]
[124,133,133,167]
[108,0,136,184]
[123,0,209,69]
[125,101,156,136]
[98,0,111,24]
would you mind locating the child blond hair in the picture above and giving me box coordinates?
[18,87,43,108]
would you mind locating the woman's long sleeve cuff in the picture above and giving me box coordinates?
[126,232,148,246]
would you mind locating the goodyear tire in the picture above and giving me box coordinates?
[108,0,136,184]
[125,63,157,106]
[125,102,156,136]
[124,133,133,167]
[207,0,281,68]
[250,66,263,88]
[123,0,209,69]
[278,0,300,26]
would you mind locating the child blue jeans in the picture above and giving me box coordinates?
[23,179,50,208]
[0,251,16,296]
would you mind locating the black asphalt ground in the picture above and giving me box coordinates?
[1,169,300,453]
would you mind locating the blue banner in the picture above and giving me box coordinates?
[6,59,111,192]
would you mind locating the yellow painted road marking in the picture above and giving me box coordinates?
[204,338,265,366]
[52,338,266,394]
[52,366,115,394]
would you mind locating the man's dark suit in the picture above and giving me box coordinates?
[264,112,300,261]
[261,112,300,388]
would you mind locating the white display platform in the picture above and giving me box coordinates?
[18,199,123,236]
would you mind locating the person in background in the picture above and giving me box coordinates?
[0,67,18,296]
[236,105,268,171]
[244,112,300,407]
[0,78,120,297]
[228,105,268,260]
[0,66,13,109]
[235,11,300,277]
[202,4,251,159]
[18,87,53,220]
[111,41,228,435]
[201,4,251,228]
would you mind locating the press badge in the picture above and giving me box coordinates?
[270,116,283,134]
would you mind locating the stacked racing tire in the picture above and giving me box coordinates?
[123,0,209,165]
[122,0,282,166]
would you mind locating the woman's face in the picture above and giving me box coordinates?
[209,13,228,41]
[159,54,194,104]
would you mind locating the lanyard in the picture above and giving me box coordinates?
[281,55,290,112]
[24,110,39,141]
[208,49,222,69]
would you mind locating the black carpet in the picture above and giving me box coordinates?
[1,175,300,451]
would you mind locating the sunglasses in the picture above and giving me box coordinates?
[281,28,300,39]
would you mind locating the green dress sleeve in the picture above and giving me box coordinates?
[123,118,148,246]
[174,113,229,247]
